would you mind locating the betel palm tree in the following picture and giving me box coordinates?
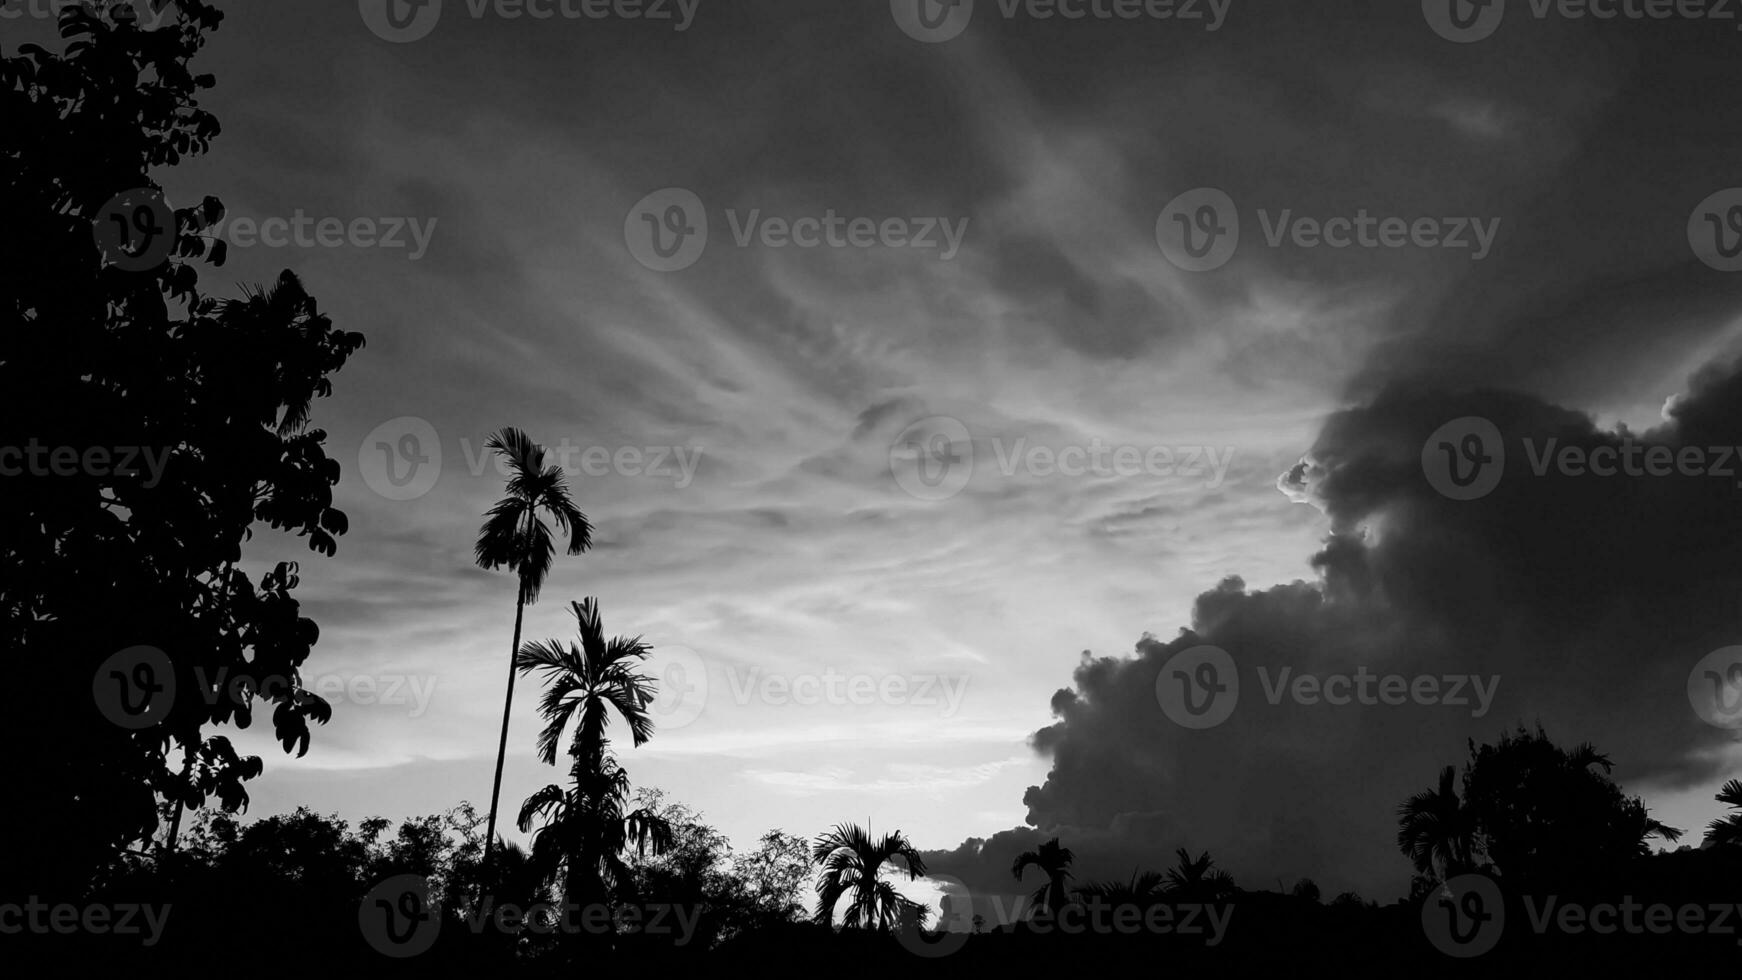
[1396,764,1480,880]
[1163,848,1236,901]
[515,598,667,909]
[1704,779,1742,847]
[812,823,930,932]
[1011,837,1075,918]
[475,427,592,874]
[518,753,672,910]
[514,597,658,773]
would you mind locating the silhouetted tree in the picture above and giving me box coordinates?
[1705,779,1742,848]
[1076,869,1166,912]
[1396,764,1480,880]
[1163,848,1235,901]
[1011,837,1076,917]
[811,823,929,932]
[476,428,593,875]
[515,598,668,920]
[1,0,362,900]
[1407,727,1682,890]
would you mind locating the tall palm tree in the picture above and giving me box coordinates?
[1396,765,1480,880]
[1705,779,1742,848]
[475,427,592,874]
[1163,848,1235,901]
[812,823,930,932]
[1010,837,1075,918]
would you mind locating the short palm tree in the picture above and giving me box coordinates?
[1163,848,1235,901]
[1705,779,1742,848]
[812,823,930,932]
[1396,765,1480,880]
[519,754,672,909]
[1011,837,1075,917]
[515,598,667,908]
[475,428,592,872]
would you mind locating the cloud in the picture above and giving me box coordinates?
[933,355,1742,900]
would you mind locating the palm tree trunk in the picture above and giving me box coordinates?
[482,580,528,884]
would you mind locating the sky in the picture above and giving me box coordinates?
[23,0,1742,915]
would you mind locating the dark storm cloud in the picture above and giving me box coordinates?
[931,354,1742,902]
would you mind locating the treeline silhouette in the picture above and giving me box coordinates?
[4,3,1740,976]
